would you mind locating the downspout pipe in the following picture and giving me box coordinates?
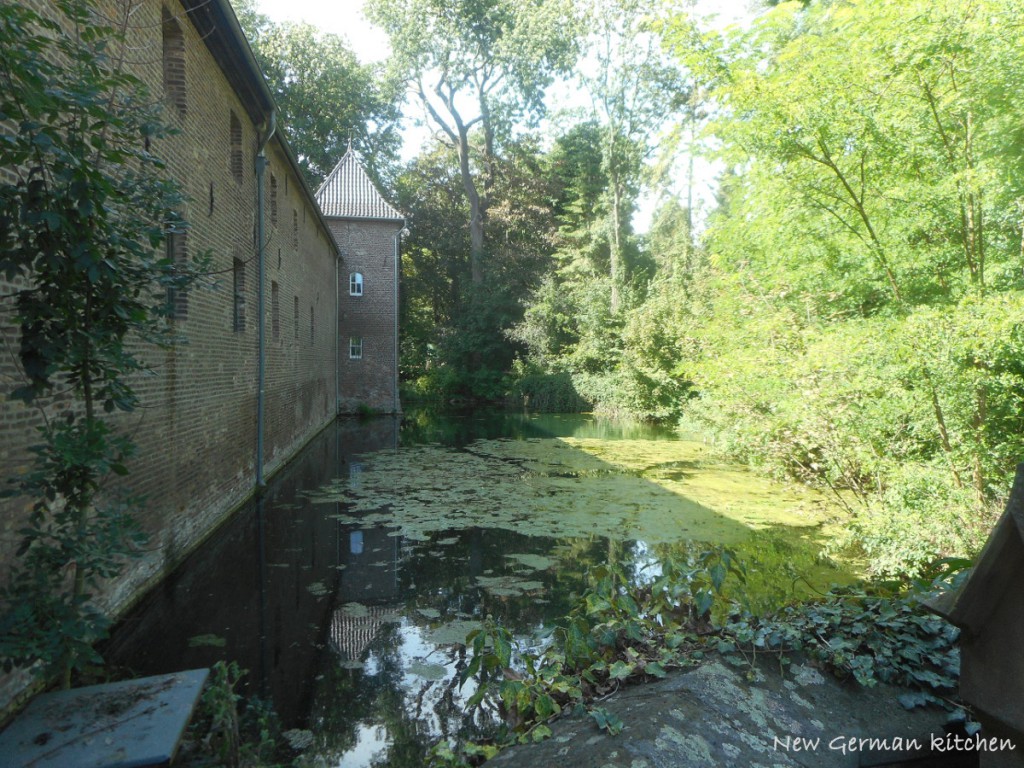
[335,245,341,415]
[393,224,405,415]
[255,110,277,488]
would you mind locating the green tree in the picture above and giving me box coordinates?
[369,0,578,285]
[579,0,686,312]
[395,145,472,380]
[397,138,559,399]
[0,0,201,684]
[231,0,402,188]
[667,0,1024,574]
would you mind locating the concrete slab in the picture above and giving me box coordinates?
[489,658,986,768]
[0,669,209,768]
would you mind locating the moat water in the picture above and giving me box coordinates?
[105,410,854,766]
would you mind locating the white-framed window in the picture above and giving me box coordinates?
[349,272,363,296]
[349,336,363,359]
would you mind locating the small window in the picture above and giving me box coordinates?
[293,295,299,339]
[230,111,243,182]
[233,258,246,331]
[349,272,363,296]
[165,223,188,320]
[270,174,277,227]
[292,209,298,248]
[271,281,280,340]
[162,8,186,118]
[349,337,363,359]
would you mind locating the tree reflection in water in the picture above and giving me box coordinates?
[106,410,854,768]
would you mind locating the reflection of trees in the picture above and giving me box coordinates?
[307,620,492,766]
[398,529,607,627]
[305,622,405,761]
[400,409,549,447]
[304,663,361,759]
[647,528,853,615]
[398,408,679,447]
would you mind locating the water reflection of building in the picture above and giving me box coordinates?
[105,417,401,727]
[330,525,403,662]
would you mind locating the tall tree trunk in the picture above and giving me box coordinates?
[423,81,487,285]
[923,368,964,491]
[455,126,485,286]
[972,383,987,506]
[610,180,622,313]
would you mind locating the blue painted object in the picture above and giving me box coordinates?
[0,668,209,768]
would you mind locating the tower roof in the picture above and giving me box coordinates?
[316,148,403,222]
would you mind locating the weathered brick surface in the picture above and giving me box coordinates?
[330,219,403,414]
[0,0,339,680]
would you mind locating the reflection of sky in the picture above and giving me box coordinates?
[337,723,390,768]
[332,619,485,767]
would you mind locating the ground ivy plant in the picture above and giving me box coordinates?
[432,552,969,767]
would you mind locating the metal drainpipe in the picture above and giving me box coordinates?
[255,110,276,488]
[393,225,404,415]
[335,243,341,416]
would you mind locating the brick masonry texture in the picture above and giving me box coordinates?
[0,0,396,708]
[330,219,404,414]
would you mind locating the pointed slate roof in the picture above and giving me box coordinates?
[316,148,403,222]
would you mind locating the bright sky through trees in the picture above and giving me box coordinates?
[254,0,756,65]
[250,0,757,229]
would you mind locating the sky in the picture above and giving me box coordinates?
[250,0,762,228]
[253,0,758,64]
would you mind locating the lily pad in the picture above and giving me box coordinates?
[505,553,558,571]
[307,581,329,597]
[407,661,448,681]
[423,620,483,647]
[476,574,545,596]
[187,633,226,648]
[340,602,369,618]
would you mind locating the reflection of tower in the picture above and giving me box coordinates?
[329,524,403,662]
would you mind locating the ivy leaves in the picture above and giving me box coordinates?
[0,0,201,685]
[436,551,966,766]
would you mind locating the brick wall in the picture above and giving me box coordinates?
[329,219,403,414]
[0,0,339,658]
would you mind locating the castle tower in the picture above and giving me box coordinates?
[316,149,404,414]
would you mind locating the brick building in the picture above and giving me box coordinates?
[317,149,405,414]
[0,0,396,708]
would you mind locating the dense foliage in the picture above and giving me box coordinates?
[232,0,403,188]
[361,0,1024,576]
[667,0,1024,574]
[0,0,201,685]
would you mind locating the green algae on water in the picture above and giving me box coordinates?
[308,436,839,546]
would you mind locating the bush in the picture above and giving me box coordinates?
[507,371,589,412]
[832,464,999,578]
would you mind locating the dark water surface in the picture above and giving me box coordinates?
[105,411,849,766]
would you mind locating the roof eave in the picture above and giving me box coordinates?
[326,214,406,225]
[180,0,339,257]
